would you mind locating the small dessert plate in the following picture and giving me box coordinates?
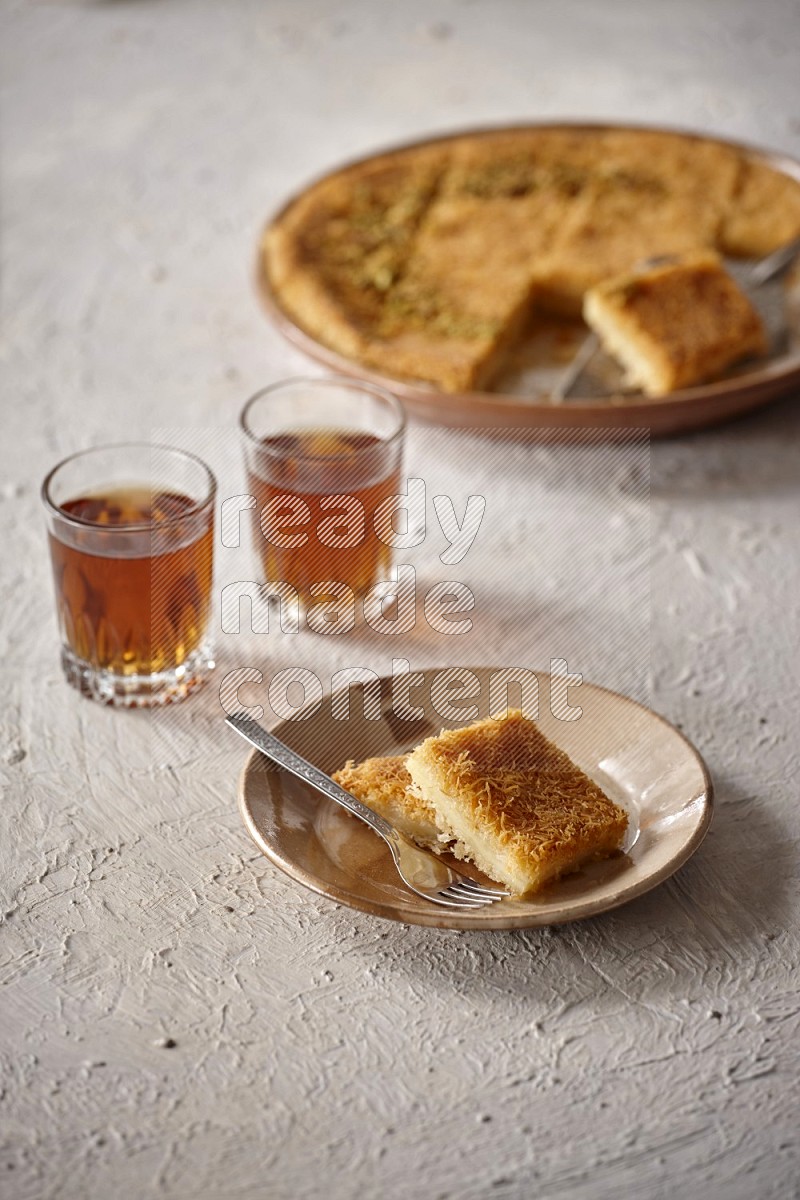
[237,667,713,929]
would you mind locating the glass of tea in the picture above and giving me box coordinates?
[42,443,216,707]
[240,377,405,613]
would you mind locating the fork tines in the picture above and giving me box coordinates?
[435,879,510,907]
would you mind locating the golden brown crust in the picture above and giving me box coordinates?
[263,127,797,393]
[362,201,543,391]
[532,186,708,317]
[406,710,628,896]
[531,133,742,315]
[584,250,768,395]
[332,755,443,850]
[264,146,447,358]
[719,159,800,256]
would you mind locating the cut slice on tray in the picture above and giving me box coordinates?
[583,251,768,395]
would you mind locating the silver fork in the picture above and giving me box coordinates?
[226,712,509,909]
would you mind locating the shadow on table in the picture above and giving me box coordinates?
[367,775,792,1006]
[580,772,793,943]
[342,574,646,689]
[651,390,800,502]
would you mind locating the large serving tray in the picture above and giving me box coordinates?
[256,122,800,437]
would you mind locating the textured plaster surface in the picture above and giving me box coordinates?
[1,2,799,1198]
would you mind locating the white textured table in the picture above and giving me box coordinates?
[2,3,799,1198]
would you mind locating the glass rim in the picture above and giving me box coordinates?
[41,441,217,533]
[239,375,406,463]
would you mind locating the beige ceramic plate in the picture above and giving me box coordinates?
[238,668,713,929]
[257,122,800,437]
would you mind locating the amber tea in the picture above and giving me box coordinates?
[49,485,213,676]
[43,444,216,707]
[247,428,402,606]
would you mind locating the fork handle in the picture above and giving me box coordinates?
[226,712,395,841]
